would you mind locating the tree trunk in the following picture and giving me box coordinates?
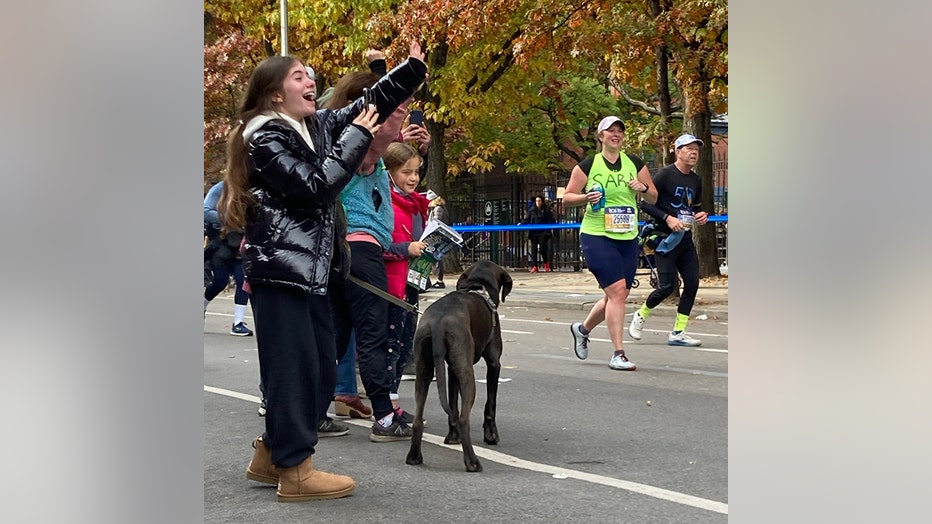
[424,119,447,200]
[651,0,676,165]
[422,40,462,273]
[422,40,449,202]
[683,97,718,279]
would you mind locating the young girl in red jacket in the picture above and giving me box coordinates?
[383,142,429,421]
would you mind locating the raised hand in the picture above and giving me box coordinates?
[408,39,425,63]
[352,104,381,136]
[365,49,385,62]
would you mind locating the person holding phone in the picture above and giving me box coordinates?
[628,134,709,347]
[220,41,428,502]
[365,48,430,157]
[409,109,423,126]
[400,109,429,157]
[323,48,430,443]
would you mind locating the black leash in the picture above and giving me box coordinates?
[347,274,420,315]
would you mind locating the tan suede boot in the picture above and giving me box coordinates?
[276,456,355,502]
[245,436,278,485]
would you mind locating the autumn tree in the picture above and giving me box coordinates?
[669,0,727,278]
[583,0,727,277]
[203,17,265,188]
[605,0,727,276]
[201,1,728,279]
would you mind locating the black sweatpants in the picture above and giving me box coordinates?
[250,283,335,468]
[644,234,700,316]
[330,241,395,420]
[529,233,551,266]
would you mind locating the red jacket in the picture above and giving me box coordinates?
[384,189,429,299]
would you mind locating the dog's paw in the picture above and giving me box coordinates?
[483,423,499,445]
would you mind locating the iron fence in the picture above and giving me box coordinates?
[441,167,727,272]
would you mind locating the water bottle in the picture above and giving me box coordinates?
[590,184,606,212]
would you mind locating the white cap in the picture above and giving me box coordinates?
[597,116,625,133]
[674,134,704,149]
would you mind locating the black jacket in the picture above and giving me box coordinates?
[242,58,427,295]
[205,229,244,268]
[524,205,555,239]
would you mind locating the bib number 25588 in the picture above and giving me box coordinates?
[604,206,635,233]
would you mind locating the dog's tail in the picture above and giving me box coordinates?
[432,330,452,416]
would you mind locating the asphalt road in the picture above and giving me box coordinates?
[204,291,728,523]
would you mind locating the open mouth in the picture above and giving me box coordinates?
[302,92,315,101]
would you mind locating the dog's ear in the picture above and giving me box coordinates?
[455,265,472,291]
[498,268,513,303]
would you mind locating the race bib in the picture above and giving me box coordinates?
[604,206,636,233]
[678,209,696,230]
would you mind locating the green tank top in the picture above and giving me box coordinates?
[579,153,640,240]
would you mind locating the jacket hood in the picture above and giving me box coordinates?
[241,113,279,143]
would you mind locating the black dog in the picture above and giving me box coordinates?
[405,260,513,472]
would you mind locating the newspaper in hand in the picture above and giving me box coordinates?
[406,219,464,291]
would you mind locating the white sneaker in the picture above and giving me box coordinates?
[608,353,636,371]
[570,322,589,360]
[628,310,646,340]
[668,331,702,347]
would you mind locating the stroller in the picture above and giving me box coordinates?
[632,221,661,289]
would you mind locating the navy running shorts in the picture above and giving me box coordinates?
[580,233,639,290]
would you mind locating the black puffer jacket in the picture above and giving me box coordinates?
[242,57,428,295]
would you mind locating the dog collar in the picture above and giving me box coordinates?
[468,289,498,311]
[467,289,498,330]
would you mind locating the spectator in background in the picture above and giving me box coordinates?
[524,194,555,273]
[203,180,252,336]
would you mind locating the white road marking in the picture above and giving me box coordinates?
[205,385,727,515]
[205,312,254,320]
[204,385,259,403]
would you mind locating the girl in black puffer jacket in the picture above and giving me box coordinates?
[218,43,427,502]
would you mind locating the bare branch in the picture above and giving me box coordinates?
[465,30,522,92]
[466,3,594,94]
[609,79,683,117]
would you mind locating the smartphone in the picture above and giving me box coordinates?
[363,87,375,108]
[409,109,424,126]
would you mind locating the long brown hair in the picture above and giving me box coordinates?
[219,55,301,233]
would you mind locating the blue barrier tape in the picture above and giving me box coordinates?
[451,215,727,233]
